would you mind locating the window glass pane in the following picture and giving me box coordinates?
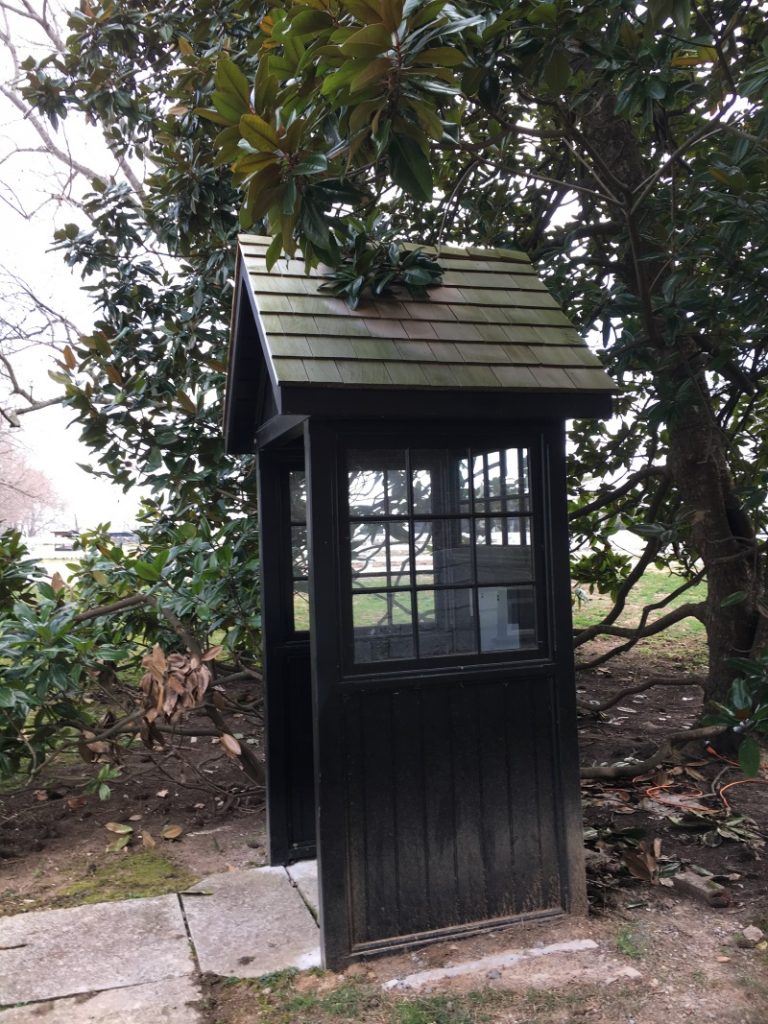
[353,592,414,662]
[350,521,411,590]
[472,448,530,513]
[289,469,307,522]
[474,517,533,583]
[293,582,310,631]
[479,585,537,652]
[291,524,309,579]
[413,519,472,587]
[411,448,470,515]
[348,450,408,517]
[417,588,476,657]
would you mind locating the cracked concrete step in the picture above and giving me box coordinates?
[0,894,194,1007]
[0,976,204,1023]
[181,867,320,978]
[285,859,319,917]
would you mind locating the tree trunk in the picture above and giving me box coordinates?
[574,90,765,703]
[664,352,762,701]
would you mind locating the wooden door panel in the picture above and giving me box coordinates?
[341,675,563,950]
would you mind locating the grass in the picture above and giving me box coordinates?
[572,567,707,654]
[615,926,644,960]
[49,849,198,908]
[211,971,602,1024]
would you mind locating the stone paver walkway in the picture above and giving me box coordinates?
[0,863,320,1022]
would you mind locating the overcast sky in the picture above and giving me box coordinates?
[0,6,141,531]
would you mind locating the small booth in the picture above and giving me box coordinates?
[224,235,614,969]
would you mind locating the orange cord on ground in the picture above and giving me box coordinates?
[718,777,768,811]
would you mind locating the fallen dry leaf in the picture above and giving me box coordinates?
[141,831,156,849]
[161,824,183,841]
[220,733,242,759]
[104,822,133,835]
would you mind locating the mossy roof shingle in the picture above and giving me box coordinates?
[236,234,614,396]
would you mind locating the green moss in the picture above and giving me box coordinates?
[51,850,199,907]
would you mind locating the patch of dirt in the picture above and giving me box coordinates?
[204,894,768,1023]
[0,686,267,915]
[576,642,768,924]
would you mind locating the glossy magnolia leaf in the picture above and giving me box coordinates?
[406,97,443,141]
[193,106,233,127]
[380,0,405,32]
[233,151,278,176]
[738,735,761,777]
[294,153,329,175]
[211,90,246,125]
[341,24,393,58]
[213,125,242,166]
[412,47,464,67]
[240,113,280,153]
[290,8,334,35]
[216,57,251,111]
[543,48,570,94]
[388,134,432,201]
[107,834,132,852]
[265,232,283,271]
[720,590,747,608]
[344,0,385,25]
[351,56,393,93]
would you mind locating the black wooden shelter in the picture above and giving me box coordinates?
[224,235,615,969]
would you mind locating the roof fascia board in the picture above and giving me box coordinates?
[278,385,612,421]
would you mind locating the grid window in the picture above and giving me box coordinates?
[289,469,310,631]
[347,446,538,665]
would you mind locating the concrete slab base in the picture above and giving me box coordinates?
[0,976,204,1024]
[181,867,320,978]
[0,895,193,1006]
[286,860,319,917]
[382,938,642,992]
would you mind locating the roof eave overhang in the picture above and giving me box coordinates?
[277,383,613,423]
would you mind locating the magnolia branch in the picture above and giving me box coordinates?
[577,673,706,714]
[581,724,728,780]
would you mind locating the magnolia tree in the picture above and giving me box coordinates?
[1,0,768,782]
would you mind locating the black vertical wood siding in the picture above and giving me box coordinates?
[341,675,562,949]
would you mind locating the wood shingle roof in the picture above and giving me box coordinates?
[224,234,614,453]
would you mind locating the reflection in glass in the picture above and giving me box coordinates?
[289,469,307,522]
[293,582,310,632]
[478,585,536,652]
[411,448,470,515]
[348,450,408,516]
[350,521,411,590]
[413,519,472,587]
[474,517,533,583]
[352,591,414,662]
[417,588,476,657]
[291,524,309,579]
[472,448,530,513]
